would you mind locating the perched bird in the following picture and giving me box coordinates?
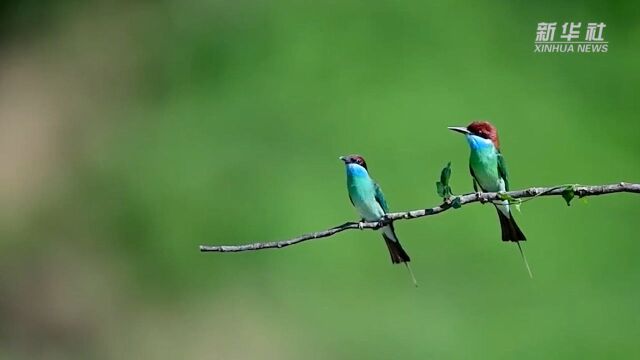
[339,154,416,285]
[448,121,532,277]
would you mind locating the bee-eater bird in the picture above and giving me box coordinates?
[339,154,416,285]
[448,121,532,277]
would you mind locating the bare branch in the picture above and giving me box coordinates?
[199,182,640,253]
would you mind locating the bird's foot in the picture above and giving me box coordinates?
[476,192,487,204]
[358,220,366,230]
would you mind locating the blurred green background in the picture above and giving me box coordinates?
[1,0,639,359]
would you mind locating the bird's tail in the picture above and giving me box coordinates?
[381,224,411,264]
[381,224,417,286]
[516,241,533,279]
[496,207,526,242]
[496,207,532,277]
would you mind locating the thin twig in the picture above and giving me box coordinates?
[199,182,640,253]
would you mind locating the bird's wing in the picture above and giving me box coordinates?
[497,152,510,191]
[374,182,389,213]
[348,193,354,206]
[469,164,485,192]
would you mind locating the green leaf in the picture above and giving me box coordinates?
[498,192,521,211]
[440,161,452,185]
[451,197,462,209]
[498,192,517,202]
[562,185,575,206]
[436,182,445,198]
[436,162,453,199]
[513,201,521,212]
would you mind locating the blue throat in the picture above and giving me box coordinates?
[346,163,369,178]
[466,134,495,152]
